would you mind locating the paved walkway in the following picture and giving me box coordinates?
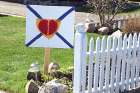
[0,1,25,17]
[0,1,99,23]
[0,91,6,93]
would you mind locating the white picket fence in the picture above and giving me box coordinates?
[73,24,140,93]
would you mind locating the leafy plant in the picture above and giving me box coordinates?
[87,0,127,27]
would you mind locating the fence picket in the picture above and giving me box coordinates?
[110,37,117,93]
[131,33,137,89]
[94,37,101,93]
[115,36,122,93]
[121,16,125,27]
[88,38,94,93]
[136,34,140,87]
[118,20,121,29]
[121,34,127,92]
[105,36,111,93]
[99,36,106,93]
[126,34,132,90]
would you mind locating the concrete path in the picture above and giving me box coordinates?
[0,1,99,23]
[1,1,138,24]
[0,1,25,17]
[0,91,6,93]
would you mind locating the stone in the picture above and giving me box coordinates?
[48,79,60,83]
[110,30,123,38]
[27,63,43,82]
[98,27,109,34]
[27,71,42,82]
[85,22,96,33]
[48,62,60,74]
[38,79,68,93]
[25,80,40,93]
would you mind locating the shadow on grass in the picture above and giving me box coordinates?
[122,7,140,13]
[0,14,8,17]
[75,5,94,13]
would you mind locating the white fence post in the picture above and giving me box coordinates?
[74,23,87,93]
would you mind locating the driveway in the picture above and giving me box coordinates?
[0,91,6,93]
[0,1,25,17]
[0,1,99,24]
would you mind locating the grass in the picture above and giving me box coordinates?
[0,7,140,92]
[0,15,44,93]
[120,7,140,15]
[0,16,100,93]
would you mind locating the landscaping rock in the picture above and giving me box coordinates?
[98,27,109,34]
[39,79,68,93]
[48,62,60,74]
[25,80,40,93]
[27,63,43,82]
[85,22,96,33]
[110,30,123,38]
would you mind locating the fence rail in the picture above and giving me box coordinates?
[74,24,140,93]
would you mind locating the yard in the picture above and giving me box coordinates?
[0,16,100,93]
[0,2,140,92]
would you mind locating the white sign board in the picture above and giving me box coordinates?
[26,5,75,48]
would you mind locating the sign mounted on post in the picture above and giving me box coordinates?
[26,5,75,48]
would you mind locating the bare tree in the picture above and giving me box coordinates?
[87,0,127,28]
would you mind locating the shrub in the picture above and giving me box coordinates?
[122,17,140,34]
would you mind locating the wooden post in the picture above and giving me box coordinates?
[44,48,51,74]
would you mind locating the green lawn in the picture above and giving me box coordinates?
[0,7,140,92]
[0,16,100,93]
[120,7,140,15]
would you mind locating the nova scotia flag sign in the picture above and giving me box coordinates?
[26,5,75,48]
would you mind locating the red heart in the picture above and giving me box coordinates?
[37,19,60,38]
